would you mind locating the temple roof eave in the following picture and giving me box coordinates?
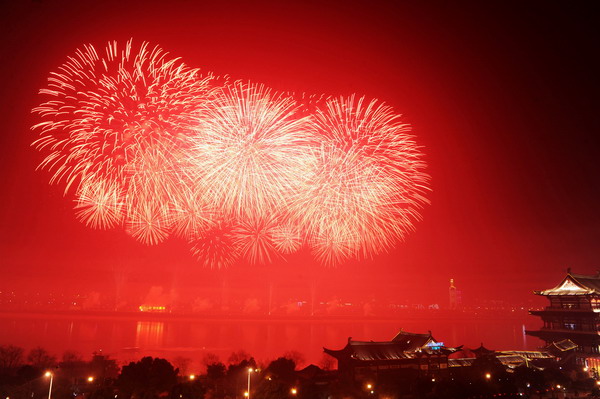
[535,290,597,296]
[535,273,600,296]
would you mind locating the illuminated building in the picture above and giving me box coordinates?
[323,330,458,384]
[526,269,600,367]
[138,305,168,312]
[449,279,460,310]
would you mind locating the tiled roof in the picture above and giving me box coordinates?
[536,272,600,296]
[545,339,578,352]
[324,330,447,361]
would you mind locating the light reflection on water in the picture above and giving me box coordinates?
[0,312,543,372]
[136,321,165,349]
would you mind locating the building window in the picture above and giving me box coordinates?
[561,299,580,309]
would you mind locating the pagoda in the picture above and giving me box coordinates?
[526,269,600,367]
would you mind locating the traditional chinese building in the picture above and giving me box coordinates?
[526,269,600,367]
[323,330,459,384]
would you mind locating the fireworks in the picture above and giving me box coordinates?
[32,40,217,238]
[190,221,241,269]
[32,40,430,267]
[295,95,430,262]
[186,82,317,220]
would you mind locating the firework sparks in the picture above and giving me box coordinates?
[75,177,125,229]
[233,216,282,265]
[186,82,318,220]
[293,95,429,263]
[32,39,218,232]
[190,221,241,269]
[270,223,303,254]
[32,41,429,267]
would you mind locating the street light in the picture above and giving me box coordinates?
[44,371,54,399]
[485,373,492,380]
[290,387,297,395]
[247,368,257,399]
[87,376,94,383]
[189,374,196,381]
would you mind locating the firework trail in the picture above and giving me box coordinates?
[32,40,429,267]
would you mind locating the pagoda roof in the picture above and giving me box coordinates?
[545,339,578,353]
[498,350,554,360]
[324,330,452,361]
[535,271,600,296]
[470,343,495,357]
[391,330,437,348]
[324,341,415,361]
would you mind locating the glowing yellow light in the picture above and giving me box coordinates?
[556,385,561,389]
[45,371,52,377]
[189,374,195,380]
[87,376,94,382]
[485,373,491,380]
[596,380,600,386]
[366,383,373,389]
[290,388,297,395]
[244,392,249,397]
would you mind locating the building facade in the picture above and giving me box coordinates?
[526,270,600,367]
[324,330,458,385]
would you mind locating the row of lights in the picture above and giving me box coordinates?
[41,369,600,399]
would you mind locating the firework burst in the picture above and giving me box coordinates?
[74,177,125,229]
[293,95,429,263]
[186,82,318,220]
[32,41,430,267]
[270,223,303,254]
[32,39,218,229]
[233,216,283,265]
[190,221,241,269]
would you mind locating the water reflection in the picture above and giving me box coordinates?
[135,321,164,349]
[0,313,543,370]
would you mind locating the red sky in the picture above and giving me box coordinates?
[0,1,598,307]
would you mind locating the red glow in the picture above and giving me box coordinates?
[31,41,429,266]
[0,1,598,362]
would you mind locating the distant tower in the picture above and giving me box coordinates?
[449,279,457,310]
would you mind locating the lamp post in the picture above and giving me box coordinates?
[44,371,53,399]
[247,368,253,399]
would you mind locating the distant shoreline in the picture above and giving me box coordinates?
[0,308,532,322]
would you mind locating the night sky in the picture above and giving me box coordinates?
[0,1,598,307]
